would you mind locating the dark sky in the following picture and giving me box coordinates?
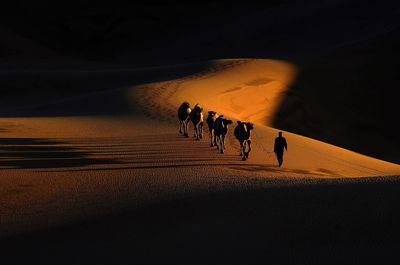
[2,0,398,65]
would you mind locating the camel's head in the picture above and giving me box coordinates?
[208,111,217,117]
[237,121,254,132]
[181,102,190,109]
[222,119,233,127]
[194,104,203,112]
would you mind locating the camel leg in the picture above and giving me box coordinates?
[210,130,214,147]
[220,135,224,154]
[246,140,251,159]
[184,121,189,137]
[196,126,200,140]
[242,141,247,160]
[239,141,243,156]
[199,123,203,139]
[179,121,182,134]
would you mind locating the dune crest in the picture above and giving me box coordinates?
[161,59,297,125]
[137,59,400,177]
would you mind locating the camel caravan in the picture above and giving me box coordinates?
[178,101,254,160]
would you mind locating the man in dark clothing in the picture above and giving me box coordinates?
[274,131,288,167]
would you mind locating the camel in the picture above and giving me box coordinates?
[213,115,233,153]
[234,121,254,160]
[189,104,204,140]
[206,111,219,147]
[178,102,191,137]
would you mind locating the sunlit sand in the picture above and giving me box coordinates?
[0,58,399,241]
[141,59,400,177]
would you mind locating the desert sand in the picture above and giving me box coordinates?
[1,59,400,264]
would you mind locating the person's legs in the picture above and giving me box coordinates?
[277,151,283,167]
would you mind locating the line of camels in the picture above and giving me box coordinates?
[178,102,253,161]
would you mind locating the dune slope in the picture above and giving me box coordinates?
[0,59,399,241]
[139,59,400,177]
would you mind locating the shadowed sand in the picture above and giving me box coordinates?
[3,177,400,264]
[0,59,399,264]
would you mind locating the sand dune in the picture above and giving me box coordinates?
[0,59,399,241]
[138,59,400,177]
[0,59,399,265]
[3,1,399,164]
[1,1,399,262]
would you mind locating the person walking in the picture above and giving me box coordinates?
[274,131,287,167]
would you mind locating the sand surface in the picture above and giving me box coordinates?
[1,59,399,264]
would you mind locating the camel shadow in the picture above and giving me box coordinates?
[0,138,121,169]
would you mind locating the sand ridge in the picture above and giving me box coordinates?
[0,58,399,238]
[137,59,400,177]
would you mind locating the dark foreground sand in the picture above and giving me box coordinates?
[2,176,400,264]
